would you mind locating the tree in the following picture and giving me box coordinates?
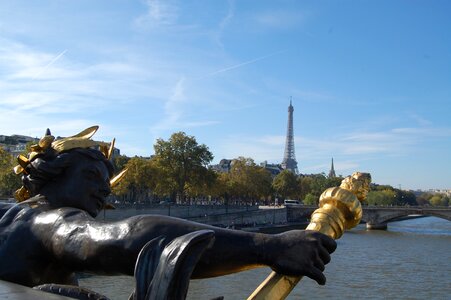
[0,148,21,197]
[297,174,344,202]
[303,193,318,205]
[415,195,430,206]
[298,176,313,201]
[309,173,328,198]
[399,190,417,206]
[366,190,396,206]
[384,189,415,206]
[429,195,442,206]
[112,156,158,203]
[185,168,217,202]
[429,194,449,206]
[208,171,233,206]
[224,157,272,204]
[153,132,213,203]
[272,170,298,200]
[113,155,130,173]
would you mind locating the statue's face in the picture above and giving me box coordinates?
[42,155,111,217]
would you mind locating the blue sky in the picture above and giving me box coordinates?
[1,0,450,190]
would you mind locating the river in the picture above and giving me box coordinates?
[79,217,451,299]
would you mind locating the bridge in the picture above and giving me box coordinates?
[287,205,451,230]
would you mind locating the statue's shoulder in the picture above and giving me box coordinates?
[38,207,93,221]
[31,207,94,228]
[0,202,16,216]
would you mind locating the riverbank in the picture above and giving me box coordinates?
[99,204,290,228]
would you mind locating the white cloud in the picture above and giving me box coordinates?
[391,126,451,137]
[212,0,235,49]
[149,77,185,136]
[408,112,432,127]
[134,0,179,29]
[214,121,451,171]
[149,77,220,141]
[0,39,167,138]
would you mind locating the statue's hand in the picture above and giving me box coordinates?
[270,230,336,285]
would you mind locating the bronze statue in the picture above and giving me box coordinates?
[0,126,336,299]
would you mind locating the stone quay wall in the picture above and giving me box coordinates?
[98,204,287,228]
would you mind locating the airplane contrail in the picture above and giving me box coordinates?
[204,49,287,78]
[32,49,68,80]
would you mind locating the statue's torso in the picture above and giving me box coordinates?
[0,205,76,287]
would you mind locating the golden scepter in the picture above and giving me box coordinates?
[247,172,371,300]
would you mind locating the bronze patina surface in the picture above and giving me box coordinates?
[0,126,336,299]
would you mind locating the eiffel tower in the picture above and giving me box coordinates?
[281,99,299,174]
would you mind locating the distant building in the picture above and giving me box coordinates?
[260,161,283,177]
[0,133,120,158]
[8,143,30,157]
[210,159,233,173]
[427,189,451,196]
[0,134,39,156]
[211,159,283,178]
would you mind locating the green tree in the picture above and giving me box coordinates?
[391,189,417,206]
[366,190,396,206]
[153,132,213,203]
[113,155,131,174]
[326,176,343,189]
[303,193,318,205]
[298,176,313,201]
[185,168,217,202]
[113,156,157,203]
[371,184,395,192]
[272,170,298,200]
[209,171,232,205]
[297,173,344,202]
[309,173,328,198]
[226,157,272,204]
[0,148,21,197]
[429,195,442,206]
[415,194,430,206]
[429,194,449,206]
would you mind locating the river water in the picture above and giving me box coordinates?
[80,217,451,299]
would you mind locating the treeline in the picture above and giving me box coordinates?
[0,147,21,197]
[0,132,449,207]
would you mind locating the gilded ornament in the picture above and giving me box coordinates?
[13,126,127,203]
[248,172,371,300]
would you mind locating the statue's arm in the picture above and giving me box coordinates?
[36,210,335,283]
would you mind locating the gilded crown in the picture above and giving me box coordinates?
[14,125,126,202]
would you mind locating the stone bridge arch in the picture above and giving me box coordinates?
[286,206,451,230]
[362,207,451,229]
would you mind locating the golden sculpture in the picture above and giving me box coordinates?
[248,172,371,300]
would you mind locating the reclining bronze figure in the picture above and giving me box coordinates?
[0,126,336,299]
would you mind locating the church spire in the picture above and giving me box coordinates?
[328,157,336,178]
